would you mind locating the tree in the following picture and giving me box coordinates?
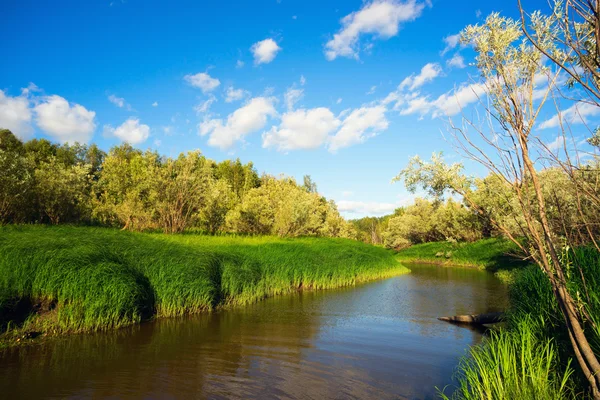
[302,175,318,193]
[34,157,90,224]
[153,151,211,234]
[0,130,33,223]
[95,145,159,231]
[396,13,600,397]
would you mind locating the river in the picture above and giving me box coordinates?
[0,263,508,399]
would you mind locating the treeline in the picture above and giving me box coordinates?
[0,129,354,237]
[352,165,600,250]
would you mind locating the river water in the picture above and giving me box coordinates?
[0,263,508,400]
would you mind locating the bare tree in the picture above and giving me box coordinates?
[398,13,600,397]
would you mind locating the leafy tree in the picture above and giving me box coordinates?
[0,130,33,223]
[34,157,90,224]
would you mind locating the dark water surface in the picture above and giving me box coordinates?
[0,263,508,400]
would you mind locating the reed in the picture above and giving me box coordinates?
[0,225,408,341]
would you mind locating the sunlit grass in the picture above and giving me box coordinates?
[395,238,528,271]
[0,225,408,339]
[439,315,575,400]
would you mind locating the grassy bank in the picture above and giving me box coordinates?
[395,238,529,272]
[441,247,600,399]
[0,226,408,345]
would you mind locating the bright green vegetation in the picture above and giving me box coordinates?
[442,247,600,399]
[441,315,575,400]
[394,238,528,271]
[0,129,354,238]
[0,225,408,344]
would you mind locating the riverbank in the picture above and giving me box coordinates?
[394,238,530,284]
[0,226,408,347]
[440,246,600,399]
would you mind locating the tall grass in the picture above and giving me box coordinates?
[0,225,408,340]
[440,315,575,400]
[443,246,600,399]
[395,238,528,271]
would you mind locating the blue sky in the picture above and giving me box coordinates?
[1,0,595,218]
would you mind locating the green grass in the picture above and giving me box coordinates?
[395,238,529,271]
[439,315,575,400]
[443,246,600,399]
[0,225,408,343]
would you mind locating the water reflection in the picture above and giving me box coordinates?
[0,263,507,399]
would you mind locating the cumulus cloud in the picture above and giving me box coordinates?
[34,95,96,143]
[284,87,304,111]
[441,33,460,55]
[251,38,282,65]
[0,90,33,140]
[225,86,249,103]
[399,63,442,91]
[447,53,466,69]
[194,95,217,114]
[198,97,277,150]
[262,107,340,151]
[539,102,600,129]
[184,72,221,93]
[104,118,150,144]
[236,60,245,68]
[152,101,158,107]
[336,200,398,216]
[324,0,426,60]
[385,81,486,118]
[328,105,388,152]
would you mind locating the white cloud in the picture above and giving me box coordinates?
[284,87,304,111]
[367,85,377,95]
[108,94,131,110]
[194,95,217,114]
[441,33,460,55]
[300,75,306,85]
[431,82,486,117]
[400,62,442,91]
[198,97,277,150]
[152,101,158,107]
[236,60,245,68]
[225,86,249,103]
[447,53,466,69]
[387,81,486,118]
[539,102,600,129]
[336,200,398,216]
[251,38,282,65]
[262,107,340,151]
[184,72,221,93]
[104,118,150,144]
[0,90,33,140]
[328,105,388,152]
[398,95,434,116]
[336,98,343,104]
[324,0,426,60]
[546,135,566,152]
[34,95,96,143]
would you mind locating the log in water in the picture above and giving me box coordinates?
[438,312,505,324]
